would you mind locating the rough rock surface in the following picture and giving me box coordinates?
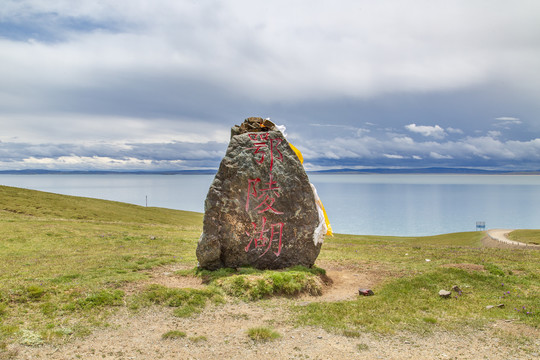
[196,117,321,270]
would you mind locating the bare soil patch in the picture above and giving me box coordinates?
[123,264,205,296]
[440,263,485,272]
[311,265,393,302]
[312,261,402,302]
[9,263,539,359]
[13,302,538,360]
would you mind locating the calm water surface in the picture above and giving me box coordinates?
[1,174,539,236]
[310,174,540,236]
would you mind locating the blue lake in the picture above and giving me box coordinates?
[1,174,539,236]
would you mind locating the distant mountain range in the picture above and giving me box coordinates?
[308,167,540,175]
[0,169,218,175]
[1,168,539,175]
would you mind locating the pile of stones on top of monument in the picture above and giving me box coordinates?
[233,117,277,134]
[196,117,326,270]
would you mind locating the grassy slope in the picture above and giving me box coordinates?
[307,232,539,333]
[509,230,540,245]
[0,185,539,347]
[0,185,203,344]
[0,185,202,225]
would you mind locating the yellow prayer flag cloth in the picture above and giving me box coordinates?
[289,143,304,164]
[289,142,333,236]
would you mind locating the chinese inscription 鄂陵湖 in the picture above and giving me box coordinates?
[244,133,285,257]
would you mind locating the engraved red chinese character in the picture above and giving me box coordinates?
[244,131,286,258]
[245,178,261,211]
[247,134,283,171]
[246,175,282,214]
[245,217,284,257]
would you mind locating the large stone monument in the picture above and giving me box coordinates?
[196,117,325,270]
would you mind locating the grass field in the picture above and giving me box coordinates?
[1,185,539,350]
[508,230,540,245]
[307,231,539,333]
[0,185,202,346]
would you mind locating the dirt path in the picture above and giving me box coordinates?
[486,229,540,248]
[10,264,539,360]
[13,305,539,360]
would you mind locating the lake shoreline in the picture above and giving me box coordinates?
[1,173,540,236]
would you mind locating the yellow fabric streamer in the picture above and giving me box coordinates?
[319,199,333,236]
[289,143,304,164]
[289,142,333,237]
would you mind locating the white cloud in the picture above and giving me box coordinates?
[310,124,361,131]
[0,114,230,144]
[2,129,540,171]
[384,154,405,159]
[502,138,540,159]
[494,116,522,128]
[405,124,446,139]
[356,128,371,136]
[9,154,211,172]
[21,156,154,170]
[429,152,453,159]
[495,117,521,122]
[392,136,414,145]
[1,1,540,171]
[299,132,540,166]
[308,123,371,138]
[446,127,464,134]
[1,0,540,108]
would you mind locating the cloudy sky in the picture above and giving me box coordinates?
[1,0,540,171]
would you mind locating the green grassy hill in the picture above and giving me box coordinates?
[0,185,204,347]
[0,185,538,351]
[509,230,540,245]
[0,185,203,225]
